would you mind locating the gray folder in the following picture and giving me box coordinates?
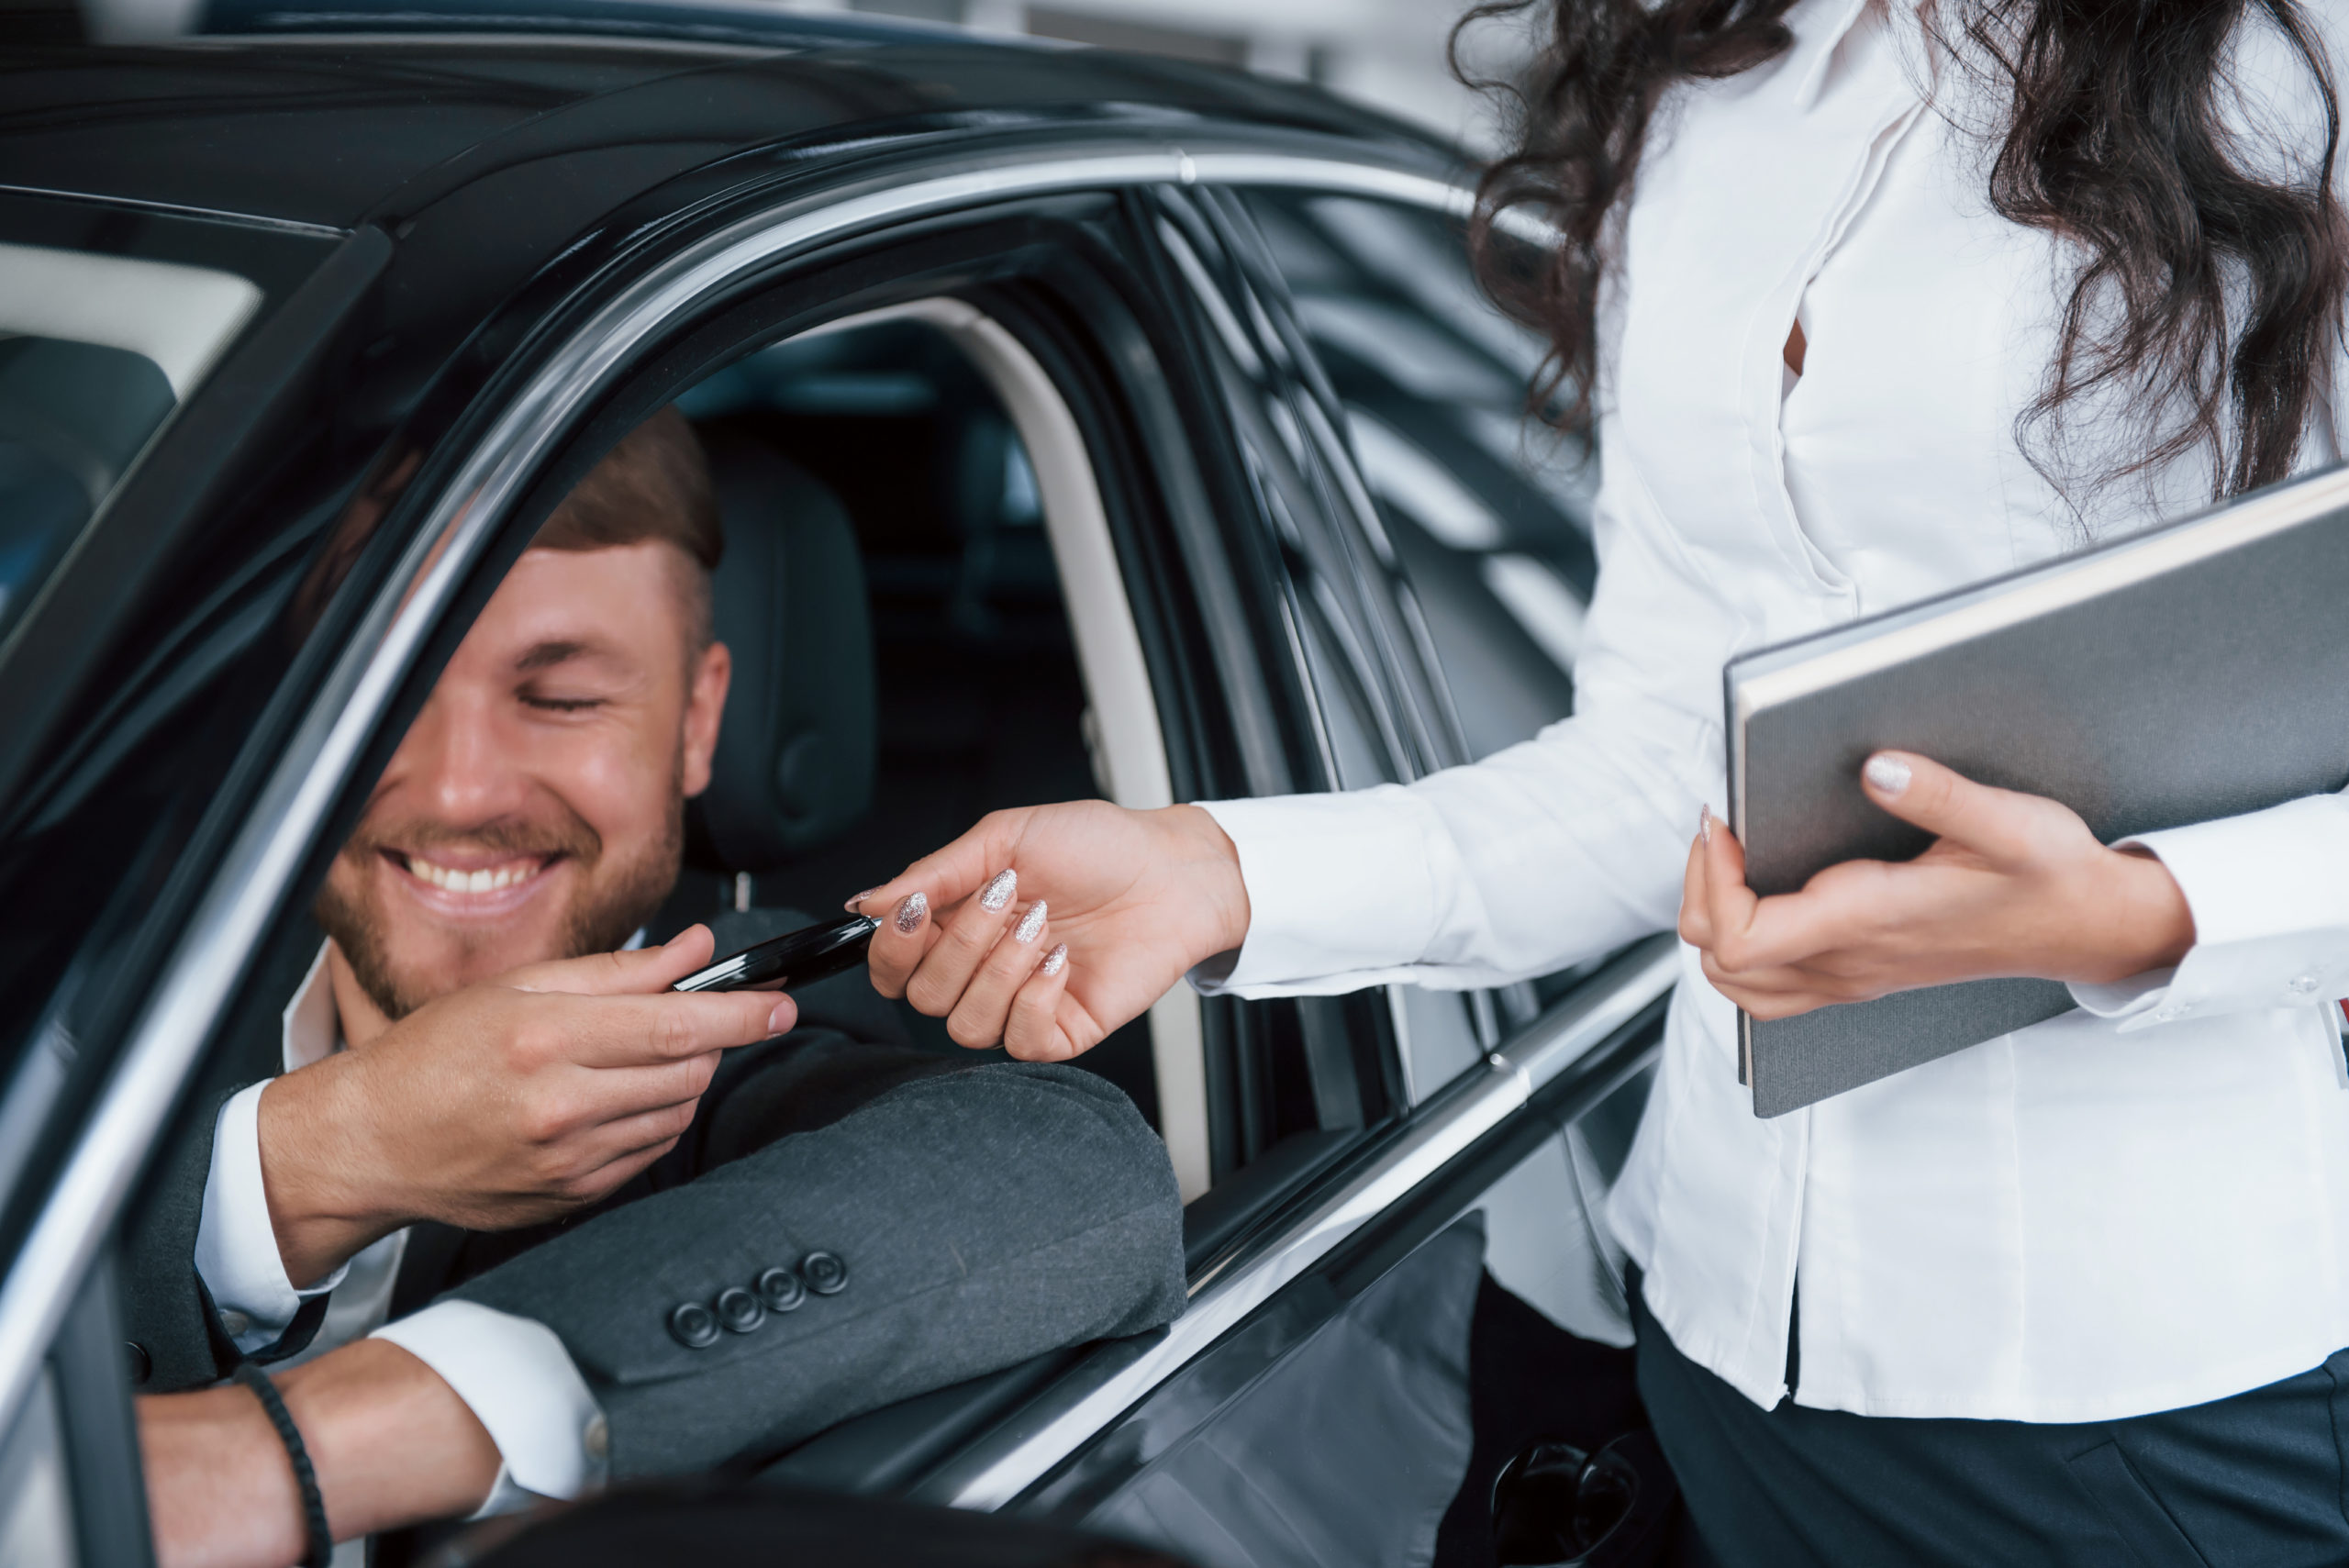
[1726,464,2349,1118]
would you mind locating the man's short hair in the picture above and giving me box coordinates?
[534,406,723,646]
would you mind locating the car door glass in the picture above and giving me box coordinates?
[1240,191,1594,763]
[1233,188,1637,1078]
[1151,190,1408,793]
[0,242,261,642]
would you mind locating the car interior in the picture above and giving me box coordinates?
[652,313,1162,1129]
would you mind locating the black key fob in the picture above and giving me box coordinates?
[672,914,880,993]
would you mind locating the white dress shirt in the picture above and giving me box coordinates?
[1197,0,2349,1421]
[194,944,607,1534]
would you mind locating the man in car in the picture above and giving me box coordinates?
[128,409,1185,1565]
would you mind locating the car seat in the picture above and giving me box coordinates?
[685,428,876,895]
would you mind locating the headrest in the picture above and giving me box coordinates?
[686,430,875,874]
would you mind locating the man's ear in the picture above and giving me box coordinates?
[681,639,730,799]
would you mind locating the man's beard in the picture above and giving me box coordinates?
[314,788,684,1023]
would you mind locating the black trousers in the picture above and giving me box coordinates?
[1631,1287,2349,1567]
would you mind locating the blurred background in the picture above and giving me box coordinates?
[56,0,1546,155]
[803,0,1541,153]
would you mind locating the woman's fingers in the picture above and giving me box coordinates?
[859,811,1030,996]
[1859,750,2069,866]
[945,901,1053,1048]
[1004,943,1076,1061]
[1678,813,1712,947]
[901,868,1024,1018]
[1698,808,1768,964]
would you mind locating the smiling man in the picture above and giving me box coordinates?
[125,410,1184,1567]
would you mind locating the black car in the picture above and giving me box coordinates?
[0,4,1682,1562]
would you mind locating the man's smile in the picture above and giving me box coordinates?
[381,848,568,916]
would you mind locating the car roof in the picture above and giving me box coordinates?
[1,0,1459,234]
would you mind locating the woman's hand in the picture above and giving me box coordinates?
[853,802,1250,1061]
[1681,751,2197,1020]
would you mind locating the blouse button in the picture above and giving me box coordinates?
[2290,973,2321,995]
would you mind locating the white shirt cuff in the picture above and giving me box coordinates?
[371,1301,608,1516]
[1189,790,1453,997]
[194,1082,349,1353]
[2064,795,2349,1030]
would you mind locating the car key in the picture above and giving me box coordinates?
[672,913,880,993]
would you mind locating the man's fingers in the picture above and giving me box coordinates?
[557,989,794,1067]
[568,1099,701,1174]
[572,1051,723,1124]
[507,925,718,996]
[1860,751,2048,864]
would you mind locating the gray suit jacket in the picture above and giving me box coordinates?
[125,908,1186,1478]
[455,1053,1183,1477]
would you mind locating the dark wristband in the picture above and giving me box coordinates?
[232,1362,332,1568]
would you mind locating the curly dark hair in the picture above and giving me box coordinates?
[1456,0,2348,506]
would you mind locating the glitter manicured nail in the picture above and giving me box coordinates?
[978,869,1018,914]
[1013,901,1048,944]
[894,892,928,934]
[844,888,876,913]
[1698,805,1712,846]
[1041,943,1069,977]
[1863,753,1912,797]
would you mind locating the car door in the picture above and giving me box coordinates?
[872,170,1678,1568]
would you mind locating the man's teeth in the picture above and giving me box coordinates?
[407,858,537,894]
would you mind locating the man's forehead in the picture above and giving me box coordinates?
[465,542,691,666]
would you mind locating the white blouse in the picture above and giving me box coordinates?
[1197,0,2349,1420]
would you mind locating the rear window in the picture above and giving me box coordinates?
[0,241,261,638]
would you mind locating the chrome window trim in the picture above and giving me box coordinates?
[0,136,1549,1437]
[918,934,1679,1512]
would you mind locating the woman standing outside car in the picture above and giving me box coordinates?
[854,1,2349,1561]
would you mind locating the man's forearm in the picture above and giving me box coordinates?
[141,1340,501,1568]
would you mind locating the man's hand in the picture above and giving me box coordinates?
[857,802,1250,1062]
[261,926,795,1284]
[1681,751,2197,1019]
[141,1340,500,1568]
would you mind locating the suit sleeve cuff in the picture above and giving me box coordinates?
[194,1082,349,1353]
[2065,794,2349,1029]
[372,1301,608,1516]
[1188,790,1452,997]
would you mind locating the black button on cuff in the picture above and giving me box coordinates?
[802,1251,848,1296]
[757,1266,806,1312]
[716,1286,766,1335]
[668,1301,719,1350]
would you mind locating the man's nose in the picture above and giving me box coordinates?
[394,689,534,823]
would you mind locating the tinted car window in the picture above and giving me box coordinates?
[0,242,261,640]
[1241,191,1595,762]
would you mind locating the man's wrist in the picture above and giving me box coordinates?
[279,1340,503,1541]
[258,1064,405,1288]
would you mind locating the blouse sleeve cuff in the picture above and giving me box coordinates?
[372,1300,608,1518]
[1187,790,1451,997]
[2065,794,2349,1029]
